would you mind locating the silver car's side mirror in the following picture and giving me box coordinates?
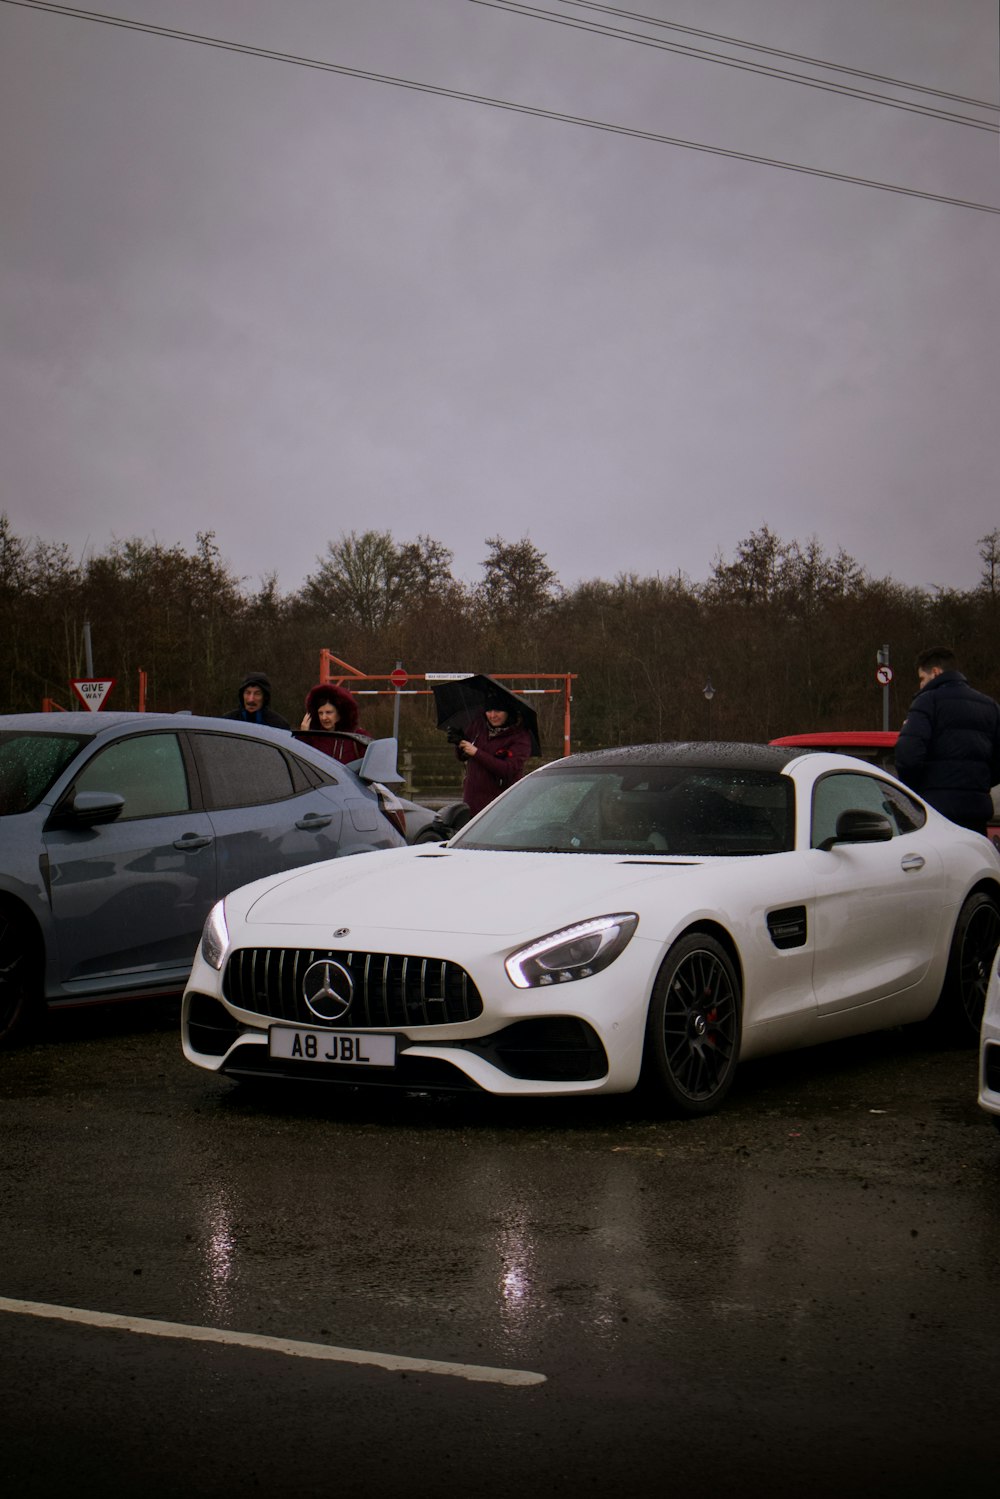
[50,790,126,828]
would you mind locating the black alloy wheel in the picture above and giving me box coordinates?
[938,890,1000,1040]
[644,931,742,1116]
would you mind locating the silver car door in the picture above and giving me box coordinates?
[43,730,216,986]
[189,730,345,895]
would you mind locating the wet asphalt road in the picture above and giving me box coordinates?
[2,1001,999,1499]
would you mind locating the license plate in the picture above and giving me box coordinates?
[269,1026,396,1068]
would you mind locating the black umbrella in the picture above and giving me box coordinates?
[431,674,541,757]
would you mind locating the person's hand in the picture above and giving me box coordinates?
[300,714,311,729]
[459,739,477,756]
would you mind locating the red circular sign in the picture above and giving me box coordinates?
[389,667,408,688]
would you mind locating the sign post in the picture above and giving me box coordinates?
[875,645,892,731]
[389,664,408,741]
[70,678,116,712]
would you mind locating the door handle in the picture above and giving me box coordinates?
[900,854,925,871]
[174,833,213,851]
[295,813,333,830]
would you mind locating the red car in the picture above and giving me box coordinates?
[769,731,898,770]
[770,731,1000,847]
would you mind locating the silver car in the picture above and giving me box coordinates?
[0,713,406,1043]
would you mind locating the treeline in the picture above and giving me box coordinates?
[2,513,1000,757]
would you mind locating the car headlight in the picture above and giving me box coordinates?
[505,914,638,989]
[200,900,230,971]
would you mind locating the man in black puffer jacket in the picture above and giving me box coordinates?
[895,647,1000,836]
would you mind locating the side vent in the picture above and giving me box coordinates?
[767,905,807,950]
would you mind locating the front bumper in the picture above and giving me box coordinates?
[181,932,657,1096]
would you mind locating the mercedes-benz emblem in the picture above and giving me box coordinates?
[302,959,354,1021]
[333,928,350,938]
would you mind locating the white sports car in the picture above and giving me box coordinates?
[182,743,1000,1115]
[979,950,1000,1133]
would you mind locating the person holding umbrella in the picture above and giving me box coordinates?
[451,686,536,815]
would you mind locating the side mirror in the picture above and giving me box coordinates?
[819,809,893,850]
[435,801,473,833]
[355,737,404,787]
[50,790,126,828]
[410,801,473,845]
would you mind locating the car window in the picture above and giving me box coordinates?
[0,731,92,814]
[879,782,927,834]
[192,732,296,809]
[285,746,335,791]
[810,771,909,848]
[454,765,794,855]
[74,733,190,819]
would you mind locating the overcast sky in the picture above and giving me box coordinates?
[1,0,997,597]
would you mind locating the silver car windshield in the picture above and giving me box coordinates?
[451,764,795,856]
[0,731,93,815]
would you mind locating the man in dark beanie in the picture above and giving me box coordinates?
[224,671,291,729]
[894,647,1000,836]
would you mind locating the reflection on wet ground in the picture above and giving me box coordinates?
[4,1007,998,1387]
[3,1004,999,1496]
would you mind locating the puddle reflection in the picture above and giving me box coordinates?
[197,1185,239,1321]
[179,1096,1000,1368]
[495,1214,537,1343]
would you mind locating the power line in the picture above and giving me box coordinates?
[470,0,999,133]
[557,0,1000,114]
[4,0,999,215]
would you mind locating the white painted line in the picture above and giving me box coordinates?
[0,1296,546,1388]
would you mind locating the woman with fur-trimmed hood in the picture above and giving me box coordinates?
[297,683,371,764]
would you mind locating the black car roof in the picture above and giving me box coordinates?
[549,741,799,773]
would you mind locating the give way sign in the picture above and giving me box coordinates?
[71,678,116,711]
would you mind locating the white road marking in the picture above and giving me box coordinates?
[0,1296,546,1387]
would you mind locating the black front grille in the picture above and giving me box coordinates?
[223,947,483,1027]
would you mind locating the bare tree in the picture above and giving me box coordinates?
[477,535,560,618]
[306,530,458,633]
[977,529,1000,599]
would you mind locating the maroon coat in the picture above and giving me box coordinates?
[457,715,534,815]
[295,730,371,765]
[296,683,370,764]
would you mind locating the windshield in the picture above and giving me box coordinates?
[0,730,92,815]
[451,763,795,856]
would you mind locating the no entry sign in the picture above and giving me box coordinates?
[389,667,408,688]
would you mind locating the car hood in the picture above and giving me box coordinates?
[238,845,698,939]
